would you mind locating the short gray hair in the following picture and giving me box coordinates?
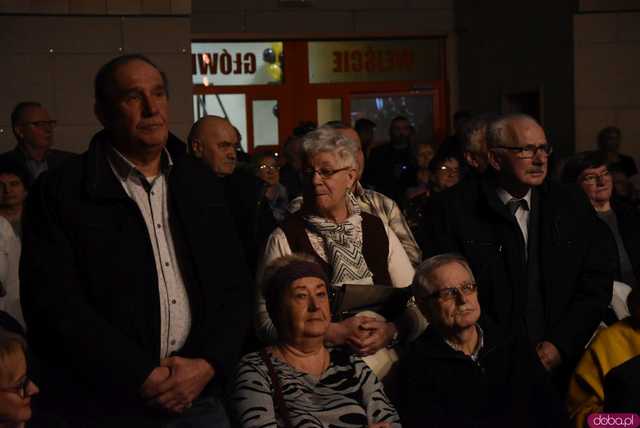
[462,113,497,153]
[302,127,357,169]
[486,113,538,149]
[412,253,475,300]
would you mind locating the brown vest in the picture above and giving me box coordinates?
[280,212,392,285]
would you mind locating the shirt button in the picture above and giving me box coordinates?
[157,224,162,229]
[171,299,176,304]
[170,340,176,346]
[150,191,155,195]
[165,262,170,267]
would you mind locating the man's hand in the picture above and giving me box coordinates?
[348,320,396,356]
[536,341,562,371]
[369,422,391,428]
[141,366,171,398]
[143,357,215,414]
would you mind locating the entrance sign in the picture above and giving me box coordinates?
[308,39,442,84]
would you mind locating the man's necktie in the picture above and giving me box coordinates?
[506,198,527,216]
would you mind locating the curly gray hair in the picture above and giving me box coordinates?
[302,127,358,169]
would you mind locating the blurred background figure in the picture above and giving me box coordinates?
[461,113,496,176]
[562,151,640,290]
[439,109,473,162]
[403,143,436,202]
[253,151,288,223]
[0,166,29,239]
[596,126,637,179]
[279,122,316,200]
[354,118,377,160]
[609,163,640,209]
[0,165,25,329]
[0,328,39,427]
[0,102,72,188]
[233,126,251,173]
[189,115,276,274]
[364,116,416,202]
[402,143,436,235]
[428,146,462,193]
[403,145,462,236]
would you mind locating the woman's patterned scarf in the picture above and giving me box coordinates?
[303,193,373,284]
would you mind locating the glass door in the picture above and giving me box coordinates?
[350,91,437,146]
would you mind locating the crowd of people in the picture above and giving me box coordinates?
[0,53,637,427]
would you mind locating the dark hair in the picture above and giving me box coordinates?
[453,110,473,123]
[94,54,169,108]
[322,121,348,130]
[597,126,621,146]
[607,162,630,177]
[251,151,277,173]
[428,144,462,174]
[262,254,328,340]
[561,151,607,184]
[0,162,28,187]
[10,102,43,139]
[293,121,317,137]
[354,118,376,133]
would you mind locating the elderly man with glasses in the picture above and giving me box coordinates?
[397,253,567,428]
[0,102,73,187]
[420,114,617,393]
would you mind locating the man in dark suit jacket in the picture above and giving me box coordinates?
[0,102,73,187]
[20,54,252,427]
[420,114,616,385]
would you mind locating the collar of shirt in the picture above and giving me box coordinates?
[108,145,173,185]
[353,181,365,197]
[496,187,532,209]
[444,323,485,362]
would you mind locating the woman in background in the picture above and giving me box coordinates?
[253,152,289,223]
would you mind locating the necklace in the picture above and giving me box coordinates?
[277,345,329,377]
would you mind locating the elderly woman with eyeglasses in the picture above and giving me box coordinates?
[562,151,640,290]
[256,127,424,368]
[397,254,567,428]
[233,254,400,428]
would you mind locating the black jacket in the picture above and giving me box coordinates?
[20,130,252,423]
[419,176,616,365]
[611,200,640,285]
[0,145,73,187]
[222,170,276,274]
[398,323,567,428]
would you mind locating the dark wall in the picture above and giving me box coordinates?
[455,0,577,155]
